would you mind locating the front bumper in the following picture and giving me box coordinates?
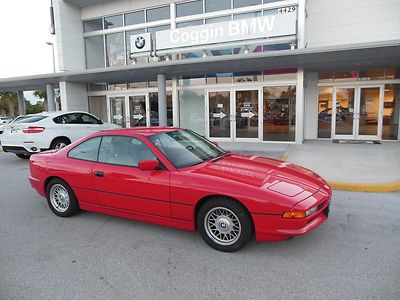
[252,199,331,242]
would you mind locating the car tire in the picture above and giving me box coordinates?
[16,154,31,159]
[50,138,70,150]
[46,178,80,217]
[197,198,253,252]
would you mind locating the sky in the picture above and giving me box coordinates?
[0,0,54,103]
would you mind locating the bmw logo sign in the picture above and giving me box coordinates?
[135,36,146,49]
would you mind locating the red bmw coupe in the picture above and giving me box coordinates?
[29,128,331,252]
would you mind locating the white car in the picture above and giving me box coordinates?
[1,111,120,159]
[0,115,28,143]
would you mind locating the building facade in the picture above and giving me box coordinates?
[1,0,400,143]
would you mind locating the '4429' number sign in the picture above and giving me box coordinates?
[278,6,296,14]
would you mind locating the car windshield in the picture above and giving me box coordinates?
[148,129,227,168]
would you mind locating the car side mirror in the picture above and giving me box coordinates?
[138,160,160,171]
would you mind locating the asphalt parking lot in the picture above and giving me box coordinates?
[0,152,399,299]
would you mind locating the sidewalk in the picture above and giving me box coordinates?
[285,140,400,192]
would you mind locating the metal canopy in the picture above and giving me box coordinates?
[1,40,399,92]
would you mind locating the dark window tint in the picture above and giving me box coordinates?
[146,6,170,22]
[104,15,123,29]
[176,0,203,17]
[68,137,101,162]
[83,18,103,32]
[80,113,101,124]
[98,136,156,167]
[125,10,145,26]
[53,113,84,124]
[205,0,231,12]
[15,116,48,123]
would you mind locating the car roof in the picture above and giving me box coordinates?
[32,111,96,117]
[102,127,183,137]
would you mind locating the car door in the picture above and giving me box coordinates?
[79,113,104,134]
[53,113,90,142]
[92,135,171,218]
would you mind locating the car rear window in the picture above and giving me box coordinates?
[15,116,48,123]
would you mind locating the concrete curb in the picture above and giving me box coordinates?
[328,181,400,193]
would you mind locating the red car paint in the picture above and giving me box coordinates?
[29,127,331,242]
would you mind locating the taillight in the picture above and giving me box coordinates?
[22,126,45,134]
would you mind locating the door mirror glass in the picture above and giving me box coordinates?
[138,160,159,170]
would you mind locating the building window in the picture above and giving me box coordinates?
[147,25,171,35]
[233,0,262,9]
[146,5,170,22]
[317,87,333,138]
[108,82,127,90]
[104,15,123,29]
[87,83,107,91]
[383,84,400,140]
[233,11,262,20]
[205,0,231,12]
[263,86,296,141]
[83,18,103,32]
[176,19,204,29]
[85,36,105,69]
[179,90,205,135]
[89,96,108,121]
[149,92,173,126]
[176,0,203,17]
[125,10,145,26]
[105,32,125,67]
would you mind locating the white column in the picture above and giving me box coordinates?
[17,91,26,115]
[297,0,306,49]
[172,76,179,127]
[60,82,88,111]
[295,68,305,144]
[157,74,167,126]
[46,83,56,112]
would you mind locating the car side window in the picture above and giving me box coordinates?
[67,137,101,161]
[98,135,156,167]
[80,113,100,125]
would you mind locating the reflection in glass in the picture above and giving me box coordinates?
[85,36,105,69]
[317,87,333,138]
[104,15,123,29]
[205,0,231,12]
[263,86,296,141]
[110,96,126,127]
[176,0,203,17]
[146,6,170,22]
[334,88,355,135]
[106,32,125,67]
[179,90,205,135]
[358,87,380,136]
[233,0,261,8]
[83,18,103,32]
[129,95,147,127]
[206,73,233,84]
[236,90,259,138]
[383,84,400,140]
[125,10,145,26]
[209,91,231,138]
[149,92,173,126]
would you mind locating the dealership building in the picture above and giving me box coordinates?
[0,0,399,144]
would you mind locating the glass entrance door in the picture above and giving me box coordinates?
[235,90,259,139]
[208,91,231,139]
[207,89,260,141]
[110,96,127,127]
[109,94,149,128]
[129,95,147,127]
[332,86,383,140]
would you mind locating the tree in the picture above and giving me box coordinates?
[0,92,17,116]
[25,100,45,114]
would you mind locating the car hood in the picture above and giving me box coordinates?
[188,154,326,194]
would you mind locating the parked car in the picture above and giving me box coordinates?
[0,115,28,143]
[0,116,13,124]
[29,127,331,252]
[1,111,119,159]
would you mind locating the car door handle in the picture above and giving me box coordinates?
[94,171,104,177]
